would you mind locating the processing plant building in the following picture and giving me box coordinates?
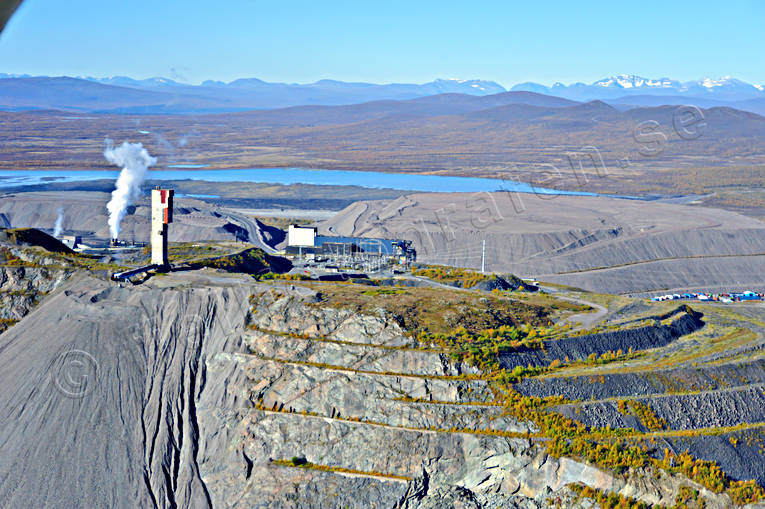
[286,224,415,264]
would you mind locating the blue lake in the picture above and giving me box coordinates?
[0,167,606,197]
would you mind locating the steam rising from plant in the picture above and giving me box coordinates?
[53,208,64,237]
[104,140,157,239]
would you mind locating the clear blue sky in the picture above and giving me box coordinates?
[1,0,763,86]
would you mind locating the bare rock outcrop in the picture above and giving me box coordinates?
[0,265,71,323]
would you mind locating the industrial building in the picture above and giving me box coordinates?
[286,224,415,265]
[60,235,81,250]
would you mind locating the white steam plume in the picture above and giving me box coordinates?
[53,207,64,237]
[104,140,157,239]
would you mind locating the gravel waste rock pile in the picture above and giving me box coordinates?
[316,192,765,294]
[0,274,251,508]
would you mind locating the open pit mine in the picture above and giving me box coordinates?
[1,215,765,508]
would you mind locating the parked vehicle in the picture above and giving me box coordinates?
[649,289,760,303]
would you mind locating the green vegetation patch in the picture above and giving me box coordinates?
[0,246,35,267]
[0,318,19,335]
[255,272,311,281]
[1,245,128,272]
[419,324,545,372]
[617,400,668,432]
[307,282,553,335]
[412,264,494,288]
[570,482,714,509]
[546,432,765,505]
[569,483,652,509]
[252,216,312,229]
[165,242,229,263]
[362,288,407,296]
[192,247,292,275]
[412,264,526,290]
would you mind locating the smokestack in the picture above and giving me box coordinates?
[53,207,64,237]
[104,140,157,240]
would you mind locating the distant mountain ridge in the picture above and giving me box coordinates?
[82,75,507,95]
[75,72,765,101]
[511,74,765,101]
[0,74,509,113]
[0,73,763,115]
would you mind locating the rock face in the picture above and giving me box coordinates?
[0,275,742,508]
[0,265,71,323]
[199,285,731,508]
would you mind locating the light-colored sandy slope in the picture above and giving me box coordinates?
[317,192,765,293]
[540,256,765,295]
[0,191,264,244]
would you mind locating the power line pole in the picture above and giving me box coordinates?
[481,239,486,274]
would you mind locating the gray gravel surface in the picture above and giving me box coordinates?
[654,430,765,485]
[557,386,765,431]
[0,274,251,508]
[317,192,765,293]
[499,307,703,369]
[517,359,765,400]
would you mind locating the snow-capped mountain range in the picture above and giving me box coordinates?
[512,74,765,101]
[0,73,762,114]
[69,73,764,100]
[3,72,760,100]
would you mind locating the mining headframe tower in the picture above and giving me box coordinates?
[151,187,173,266]
[111,187,174,281]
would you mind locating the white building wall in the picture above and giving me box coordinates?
[288,225,316,247]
